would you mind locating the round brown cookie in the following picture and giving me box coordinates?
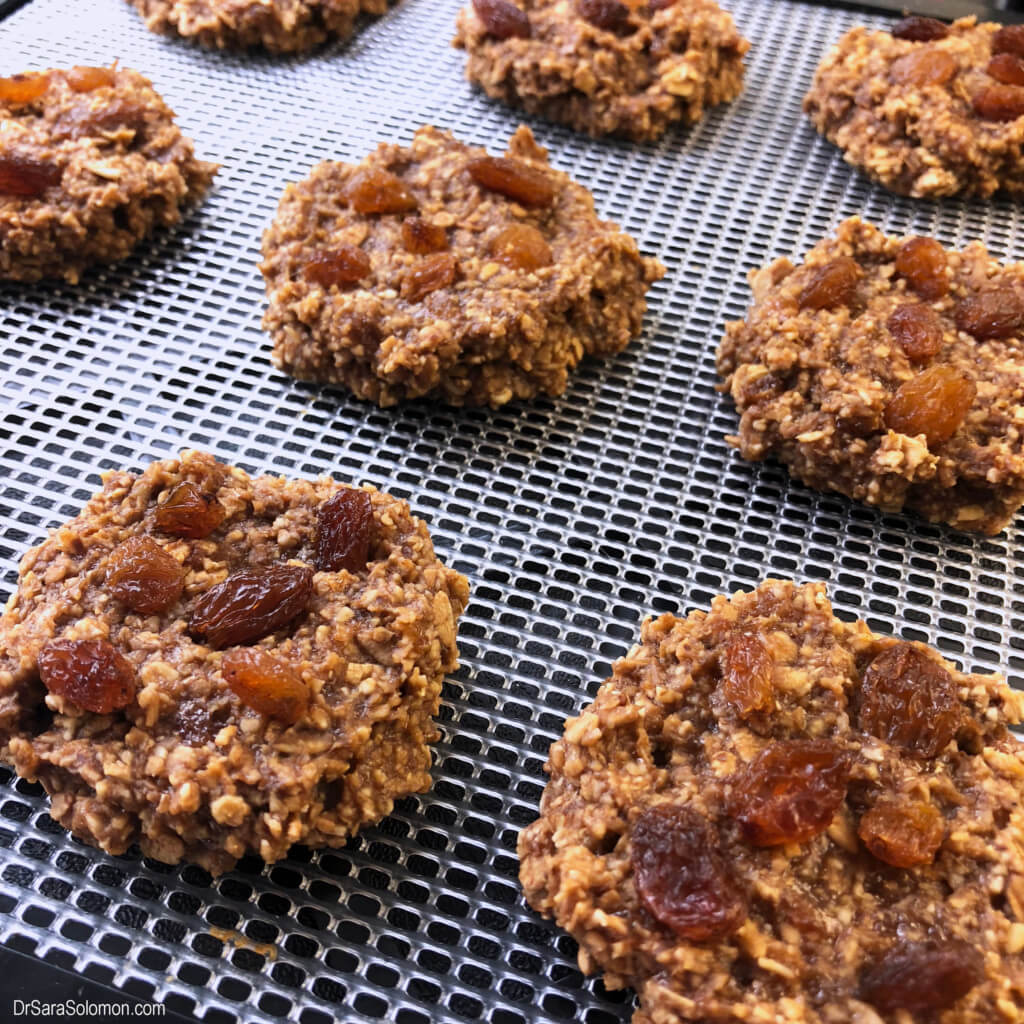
[260,124,664,407]
[452,0,748,142]
[0,451,469,875]
[126,0,390,53]
[716,217,1024,535]
[805,16,1024,198]
[0,65,215,283]
[519,579,1024,1024]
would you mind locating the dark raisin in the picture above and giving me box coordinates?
[576,0,630,32]
[401,217,448,254]
[106,536,184,615]
[884,366,975,446]
[955,286,1024,339]
[987,52,1024,86]
[316,489,373,573]
[720,632,774,716]
[895,236,948,299]
[729,739,850,847]
[221,648,309,726]
[189,564,314,649]
[972,83,1024,121]
[303,246,371,289]
[858,795,944,867]
[0,154,61,198]
[154,482,226,539]
[467,157,555,207]
[891,16,949,42]
[345,167,417,215]
[859,940,984,1013]
[472,0,531,39]
[631,804,746,941]
[798,256,860,311]
[0,72,50,104]
[402,252,457,302]
[858,642,960,758]
[993,24,1024,59]
[38,638,135,714]
[888,303,943,362]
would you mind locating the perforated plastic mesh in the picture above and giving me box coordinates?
[1,1,1022,1021]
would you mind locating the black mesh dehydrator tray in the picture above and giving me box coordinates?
[1,1,1022,1022]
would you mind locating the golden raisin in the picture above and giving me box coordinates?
[729,739,850,847]
[155,481,226,539]
[576,0,630,32]
[993,24,1024,58]
[472,0,531,39]
[858,642,960,758]
[303,246,371,289]
[490,223,553,271]
[720,632,774,716]
[858,795,944,867]
[891,16,949,42]
[884,366,976,446]
[888,303,943,362]
[798,256,860,311]
[345,167,417,215]
[895,236,948,300]
[189,563,314,649]
[0,72,50,104]
[221,648,309,726]
[316,489,373,573]
[0,154,61,198]
[859,940,984,1013]
[401,217,448,254]
[987,52,1024,86]
[106,536,184,615]
[972,83,1024,120]
[631,804,746,941]
[66,66,117,92]
[955,286,1024,339]
[467,156,555,207]
[402,252,457,302]
[38,638,135,714]
[890,48,957,88]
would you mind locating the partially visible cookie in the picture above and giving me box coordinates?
[805,16,1024,198]
[716,217,1024,535]
[519,578,1024,1024]
[126,0,389,53]
[0,451,469,875]
[261,124,664,407]
[0,66,215,283]
[452,0,748,142]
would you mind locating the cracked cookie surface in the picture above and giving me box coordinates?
[0,451,469,875]
[805,16,1024,197]
[519,579,1024,1024]
[716,217,1024,535]
[261,124,664,407]
[125,0,390,53]
[453,0,748,141]
[0,65,214,283]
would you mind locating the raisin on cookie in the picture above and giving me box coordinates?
[0,66,215,283]
[453,0,748,141]
[519,579,1024,1024]
[805,16,1024,197]
[125,0,390,53]
[716,217,1024,535]
[0,451,469,875]
[260,124,664,407]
